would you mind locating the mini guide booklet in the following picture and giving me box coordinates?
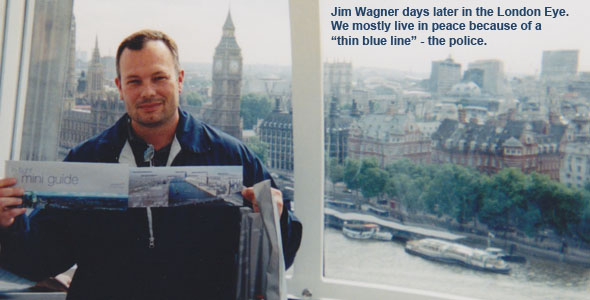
[3,160,243,210]
[4,160,129,210]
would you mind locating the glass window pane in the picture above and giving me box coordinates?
[0,0,6,77]
[10,0,297,293]
[322,1,590,299]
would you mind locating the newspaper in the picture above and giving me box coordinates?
[236,180,286,300]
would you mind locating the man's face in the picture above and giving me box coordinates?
[115,40,184,129]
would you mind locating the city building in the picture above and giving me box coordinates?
[203,12,243,140]
[19,0,74,161]
[431,118,568,180]
[59,96,125,158]
[86,37,104,102]
[429,57,461,95]
[569,72,590,100]
[462,68,484,90]
[58,35,125,159]
[324,61,352,107]
[326,98,356,163]
[561,116,590,187]
[541,50,579,81]
[259,97,359,172]
[347,114,431,167]
[259,98,294,172]
[466,59,505,95]
[561,143,590,188]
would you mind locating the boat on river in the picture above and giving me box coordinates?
[342,223,378,240]
[342,223,394,241]
[405,238,511,274]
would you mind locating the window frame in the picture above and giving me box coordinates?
[286,1,481,299]
[0,0,34,162]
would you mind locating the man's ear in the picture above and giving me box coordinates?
[177,70,185,94]
[115,77,123,100]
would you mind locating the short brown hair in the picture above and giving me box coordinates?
[116,29,180,78]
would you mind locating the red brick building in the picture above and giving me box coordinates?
[431,119,567,180]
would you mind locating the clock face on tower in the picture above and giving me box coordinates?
[214,60,222,72]
[229,59,239,73]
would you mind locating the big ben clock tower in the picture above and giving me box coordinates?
[206,11,243,140]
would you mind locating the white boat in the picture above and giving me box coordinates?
[342,223,378,240]
[342,223,394,241]
[372,230,394,241]
[405,238,511,274]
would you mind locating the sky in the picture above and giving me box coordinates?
[74,0,292,66]
[75,0,590,77]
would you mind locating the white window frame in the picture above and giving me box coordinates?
[0,0,34,162]
[287,1,478,299]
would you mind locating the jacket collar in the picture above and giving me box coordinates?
[174,108,212,154]
[94,108,212,162]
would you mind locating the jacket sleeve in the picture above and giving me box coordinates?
[0,209,77,281]
[280,208,302,269]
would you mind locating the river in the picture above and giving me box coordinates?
[324,228,590,300]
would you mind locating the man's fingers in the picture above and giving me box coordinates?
[0,197,23,208]
[241,187,259,212]
[3,207,26,218]
[270,188,284,216]
[241,187,255,200]
[0,187,24,198]
[242,187,284,216]
[0,178,17,189]
[0,207,26,228]
[0,218,15,228]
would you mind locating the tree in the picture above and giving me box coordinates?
[343,159,361,192]
[240,93,272,129]
[343,159,363,206]
[480,168,528,233]
[184,91,204,107]
[244,137,269,164]
[359,167,388,200]
[422,164,482,226]
[327,158,344,194]
[385,173,424,213]
[575,195,590,242]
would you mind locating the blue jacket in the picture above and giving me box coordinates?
[0,110,302,299]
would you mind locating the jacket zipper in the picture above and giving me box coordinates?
[146,207,155,248]
[146,144,156,249]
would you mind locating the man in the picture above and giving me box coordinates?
[0,30,301,299]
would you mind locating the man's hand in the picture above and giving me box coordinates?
[0,178,26,228]
[241,187,284,216]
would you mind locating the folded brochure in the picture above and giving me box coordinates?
[3,161,243,210]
